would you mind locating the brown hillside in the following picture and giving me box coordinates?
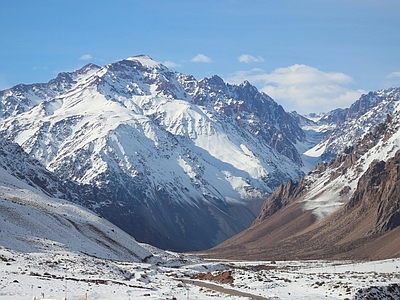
[204,150,400,261]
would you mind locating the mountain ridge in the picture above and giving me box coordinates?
[306,87,400,161]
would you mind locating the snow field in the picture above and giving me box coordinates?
[2,248,400,300]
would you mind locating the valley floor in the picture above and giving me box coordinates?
[1,247,399,300]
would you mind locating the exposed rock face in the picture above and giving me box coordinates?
[347,150,400,234]
[0,138,79,200]
[254,179,302,224]
[192,271,234,284]
[253,117,394,227]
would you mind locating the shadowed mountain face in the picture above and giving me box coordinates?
[0,55,306,251]
[206,113,400,260]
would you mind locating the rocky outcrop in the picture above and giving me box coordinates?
[347,150,400,234]
[192,271,234,284]
[254,179,303,224]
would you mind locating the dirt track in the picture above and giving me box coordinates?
[178,278,276,300]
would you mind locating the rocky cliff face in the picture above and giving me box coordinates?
[254,179,301,224]
[347,149,400,234]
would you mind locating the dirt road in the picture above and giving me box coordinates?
[178,278,277,300]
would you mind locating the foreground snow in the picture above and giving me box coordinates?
[1,247,399,300]
[227,259,400,299]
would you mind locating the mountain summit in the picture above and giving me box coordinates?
[0,55,306,251]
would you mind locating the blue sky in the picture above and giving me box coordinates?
[1,0,400,114]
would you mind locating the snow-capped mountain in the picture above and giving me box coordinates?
[304,87,400,161]
[0,55,306,251]
[208,108,400,260]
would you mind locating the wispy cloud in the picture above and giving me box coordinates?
[79,54,93,60]
[227,64,365,114]
[191,54,212,63]
[387,71,400,79]
[238,54,264,63]
[163,60,183,68]
[385,71,400,88]
[33,66,48,71]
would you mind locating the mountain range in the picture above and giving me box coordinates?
[1,54,400,256]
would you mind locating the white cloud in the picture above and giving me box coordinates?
[79,54,93,60]
[387,71,400,79]
[191,54,212,63]
[163,60,182,68]
[238,54,264,63]
[385,71,400,88]
[227,64,365,114]
[33,66,48,71]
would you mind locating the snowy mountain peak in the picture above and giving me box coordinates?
[77,62,101,75]
[1,54,400,255]
[125,54,161,67]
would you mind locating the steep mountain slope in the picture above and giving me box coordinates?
[0,138,69,198]
[0,55,306,251]
[206,110,400,260]
[0,148,157,262]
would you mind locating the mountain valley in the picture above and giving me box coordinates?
[1,55,400,299]
[206,104,400,261]
[0,55,400,257]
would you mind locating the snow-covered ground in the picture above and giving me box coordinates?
[226,259,400,299]
[1,247,399,300]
